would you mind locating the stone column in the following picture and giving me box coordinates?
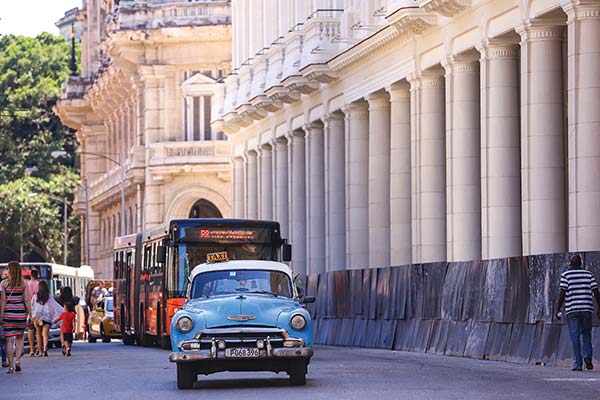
[562,1,600,252]
[478,40,522,259]
[409,69,447,263]
[246,150,258,219]
[343,101,369,269]
[259,144,273,220]
[233,157,245,218]
[88,211,103,276]
[144,181,163,227]
[305,122,326,275]
[442,53,482,262]
[273,138,290,239]
[387,82,412,266]
[289,131,307,276]
[518,21,566,256]
[323,112,346,271]
[367,91,391,268]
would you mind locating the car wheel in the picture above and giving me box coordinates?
[288,363,307,386]
[123,333,135,346]
[176,364,196,390]
[88,335,97,343]
[101,325,111,343]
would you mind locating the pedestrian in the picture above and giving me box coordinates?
[54,302,76,357]
[55,287,80,352]
[556,254,600,371]
[26,269,40,356]
[0,261,31,373]
[0,281,7,368]
[31,280,62,357]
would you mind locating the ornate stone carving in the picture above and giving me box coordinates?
[386,7,437,34]
[419,0,471,18]
[265,85,300,105]
[282,75,320,95]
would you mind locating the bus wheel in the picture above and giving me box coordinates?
[88,335,97,343]
[160,335,171,350]
[122,333,135,346]
[176,364,196,390]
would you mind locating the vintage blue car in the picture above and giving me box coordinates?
[169,258,315,389]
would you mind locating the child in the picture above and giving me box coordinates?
[54,302,76,356]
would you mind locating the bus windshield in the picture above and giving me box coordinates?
[190,269,293,299]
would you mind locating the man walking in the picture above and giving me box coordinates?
[557,255,600,371]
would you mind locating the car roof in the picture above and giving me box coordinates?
[189,260,293,280]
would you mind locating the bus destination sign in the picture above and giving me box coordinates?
[199,229,257,240]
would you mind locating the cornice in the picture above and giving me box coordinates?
[329,25,405,73]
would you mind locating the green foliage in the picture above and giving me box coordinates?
[0,33,80,264]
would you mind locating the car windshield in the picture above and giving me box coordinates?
[190,269,293,299]
[105,298,113,312]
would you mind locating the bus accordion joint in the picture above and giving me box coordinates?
[206,251,229,263]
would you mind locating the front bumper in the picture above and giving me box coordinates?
[169,347,313,363]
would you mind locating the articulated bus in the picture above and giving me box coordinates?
[113,219,291,348]
[0,262,94,298]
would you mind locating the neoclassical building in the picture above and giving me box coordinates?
[55,0,232,278]
[216,0,600,276]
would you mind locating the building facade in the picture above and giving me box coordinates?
[55,7,82,41]
[55,0,232,278]
[216,0,600,276]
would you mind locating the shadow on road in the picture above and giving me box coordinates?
[192,377,314,390]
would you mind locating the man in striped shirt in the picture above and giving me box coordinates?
[557,255,600,371]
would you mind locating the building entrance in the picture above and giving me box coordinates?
[188,199,223,218]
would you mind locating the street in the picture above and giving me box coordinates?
[6,341,600,399]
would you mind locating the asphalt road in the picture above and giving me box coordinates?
[5,341,600,400]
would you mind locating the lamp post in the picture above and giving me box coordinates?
[51,150,126,236]
[29,192,69,265]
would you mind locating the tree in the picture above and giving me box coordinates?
[0,33,80,264]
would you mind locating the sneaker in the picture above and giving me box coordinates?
[67,350,71,357]
[572,367,583,371]
[1,361,8,368]
[15,363,21,373]
[62,347,66,356]
[584,358,594,370]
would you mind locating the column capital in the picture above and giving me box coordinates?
[302,121,324,134]
[288,129,306,142]
[561,0,600,21]
[341,100,369,119]
[321,111,345,124]
[516,19,565,44]
[406,66,445,88]
[441,52,480,73]
[366,91,391,110]
[385,81,410,101]
[476,39,519,60]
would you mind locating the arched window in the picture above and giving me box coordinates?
[188,199,223,219]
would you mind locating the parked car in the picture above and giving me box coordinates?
[87,296,121,343]
[169,254,315,389]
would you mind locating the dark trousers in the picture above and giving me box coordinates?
[566,311,593,368]
[0,336,6,362]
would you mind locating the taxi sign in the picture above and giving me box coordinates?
[207,251,229,263]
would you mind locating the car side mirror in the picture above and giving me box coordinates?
[302,296,316,304]
[282,243,292,262]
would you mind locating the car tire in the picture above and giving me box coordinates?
[88,335,97,343]
[176,364,196,390]
[123,334,135,346]
[101,325,111,343]
[288,363,307,386]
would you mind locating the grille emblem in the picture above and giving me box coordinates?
[227,315,256,322]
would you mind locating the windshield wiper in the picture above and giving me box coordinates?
[248,290,279,297]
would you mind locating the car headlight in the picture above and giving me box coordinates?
[176,316,194,333]
[290,314,306,330]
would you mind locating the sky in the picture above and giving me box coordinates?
[0,0,82,37]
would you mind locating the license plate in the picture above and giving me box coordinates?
[225,347,260,358]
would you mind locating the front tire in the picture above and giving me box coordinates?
[100,325,111,343]
[288,363,307,386]
[176,364,196,390]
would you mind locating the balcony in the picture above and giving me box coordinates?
[114,0,230,31]
[300,9,343,84]
[281,24,319,95]
[148,141,230,168]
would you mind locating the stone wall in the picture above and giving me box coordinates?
[307,252,600,367]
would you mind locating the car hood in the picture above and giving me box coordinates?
[184,295,299,329]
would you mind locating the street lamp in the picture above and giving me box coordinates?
[51,150,126,237]
[29,192,69,265]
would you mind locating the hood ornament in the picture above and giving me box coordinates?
[227,315,256,322]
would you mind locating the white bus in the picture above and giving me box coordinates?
[0,262,94,298]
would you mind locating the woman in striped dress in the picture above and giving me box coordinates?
[0,261,31,373]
